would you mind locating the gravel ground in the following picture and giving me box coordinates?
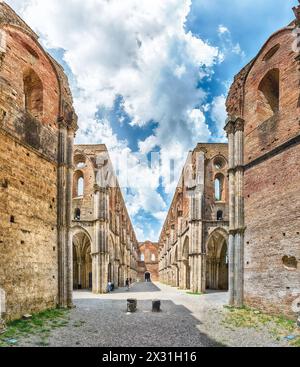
[16,282,291,347]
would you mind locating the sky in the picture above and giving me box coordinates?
[6,0,298,241]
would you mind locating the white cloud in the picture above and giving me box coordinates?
[210,95,227,141]
[6,0,224,241]
[218,25,230,35]
[217,24,245,58]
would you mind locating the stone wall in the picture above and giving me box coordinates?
[0,2,77,320]
[225,13,300,317]
[0,132,58,320]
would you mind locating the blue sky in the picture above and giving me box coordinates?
[8,0,298,241]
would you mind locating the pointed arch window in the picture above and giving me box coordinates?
[77,177,84,197]
[73,171,84,198]
[214,174,224,202]
[23,68,43,119]
[257,68,279,122]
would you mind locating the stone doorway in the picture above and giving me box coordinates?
[73,232,92,290]
[145,272,151,282]
[206,229,228,291]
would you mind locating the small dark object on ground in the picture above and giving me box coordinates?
[127,299,137,313]
[152,300,161,312]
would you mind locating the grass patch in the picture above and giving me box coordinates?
[222,305,300,346]
[186,291,203,296]
[0,308,70,347]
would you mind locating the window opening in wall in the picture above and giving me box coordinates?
[23,68,43,119]
[257,68,279,122]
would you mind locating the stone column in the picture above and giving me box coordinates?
[114,260,119,287]
[190,150,205,293]
[225,116,245,307]
[66,127,75,306]
[57,119,76,308]
[57,120,67,307]
[92,188,101,293]
[234,118,245,307]
[225,119,236,306]
[93,179,110,293]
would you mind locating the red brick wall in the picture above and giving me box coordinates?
[2,27,60,128]
[138,241,159,281]
[242,29,300,316]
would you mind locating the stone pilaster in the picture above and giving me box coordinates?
[57,119,76,308]
[225,116,245,307]
[225,120,235,305]
[190,150,205,293]
[66,127,75,307]
[93,158,110,293]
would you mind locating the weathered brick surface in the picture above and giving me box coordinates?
[0,3,77,320]
[0,132,58,320]
[226,18,300,316]
[244,30,299,165]
[244,145,300,316]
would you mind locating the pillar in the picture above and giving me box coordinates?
[57,116,77,308]
[225,116,245,307]
[93,156,110,293]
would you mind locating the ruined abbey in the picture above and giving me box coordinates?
[0,0,299,328]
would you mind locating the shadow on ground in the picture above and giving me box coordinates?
[26,297,226,348]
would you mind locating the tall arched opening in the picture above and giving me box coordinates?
[206,229,228,291]
[182,236,190,290]
[73,232,92,290]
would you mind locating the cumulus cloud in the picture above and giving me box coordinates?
[210,95,227,141]
[7,0,224,240]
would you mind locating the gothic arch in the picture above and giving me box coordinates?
[206,228,228,291]
[72,225,93,244]
[182,236,190,289]
[72,230,92,290]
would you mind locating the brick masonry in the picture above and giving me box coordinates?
[226,16,300,317]
[137,241,159,281]
[0,2,77,320]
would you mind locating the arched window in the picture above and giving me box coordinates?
[141,254,145,261]
[23,68,43,119]
[73,171,84,198]
[214,174,224,202]
[77,177,84,197]
[151,253,156,262]
[258,68,279,122]
[217,210,223,221]
[74,208,81,220]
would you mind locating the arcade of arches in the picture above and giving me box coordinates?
[71,145,139,294]
[159,144,230,295]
